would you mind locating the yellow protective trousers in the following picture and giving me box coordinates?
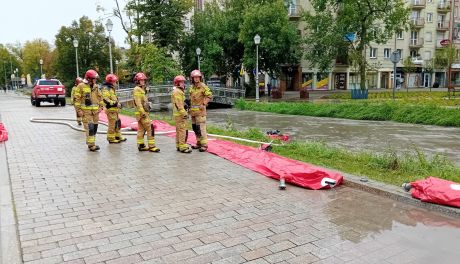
[82,109,99,147]
[174,116,188,150]
[137,116,156,148]
[191,116,207,147]
[105,109,120,141]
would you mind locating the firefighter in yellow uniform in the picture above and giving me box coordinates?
[71,77,83,126]
[189,70,212,152]
[74,69,104,152]
[102,74,127,144]
[172,75,192,153]
[133,72,160,152]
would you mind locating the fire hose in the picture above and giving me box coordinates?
[29,117,282,146]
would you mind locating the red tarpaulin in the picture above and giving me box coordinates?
[99,113,343,189]
[410,177,460,208]
[0,123,8,142]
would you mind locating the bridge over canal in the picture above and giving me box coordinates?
[117,85,246,110]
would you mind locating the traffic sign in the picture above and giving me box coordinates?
[390,51,401,63]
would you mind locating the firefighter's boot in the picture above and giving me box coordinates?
[149,146,160,152]
[88,145,100,152]
[199,145,208,152]
[138,144,150,151]
[108,139,121,144]
[116,136,127,142]
[180,147,192,154]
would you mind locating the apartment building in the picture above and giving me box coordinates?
[288,0,460,91]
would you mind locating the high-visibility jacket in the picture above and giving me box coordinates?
[189,82,212,117]
[172,86,187,117]
[73,83,104,111]
[133,85,149,118]
[102,85,119,110]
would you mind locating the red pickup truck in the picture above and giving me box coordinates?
[31,79,66,107]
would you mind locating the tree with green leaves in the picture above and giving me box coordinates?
[138,43,181,84]
[434,44,459,88]
[22,39,53,79]
[54,16,121,90]
[402,56,415,91]
[179,1,243,79]
[127,0,193,50]
[239,0,301,79]
[303,0,410,90]
[0,44,21,87]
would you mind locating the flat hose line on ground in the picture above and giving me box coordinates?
[29,117,282,146]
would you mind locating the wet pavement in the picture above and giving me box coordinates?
[206,109,460,165]
[0,94,459,264]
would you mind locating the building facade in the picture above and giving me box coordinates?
[290,0,460,91]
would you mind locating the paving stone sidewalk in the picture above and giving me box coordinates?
[1,94,459,264]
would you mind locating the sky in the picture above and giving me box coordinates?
[0,0,128,48]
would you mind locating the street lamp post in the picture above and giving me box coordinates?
[3,62,7,89]
[39,58,43,78]
[254,34,261,102]
[14,68,18,90]
[196,47,201,71]
[73,39,79,77]
[106,19,114,74]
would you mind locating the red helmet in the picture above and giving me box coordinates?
[75,77,83,85]
[105,74,118,84]
[174,75,186,86]
[85,69,99,80]
[190,70,202,78]
[134,72,148,82]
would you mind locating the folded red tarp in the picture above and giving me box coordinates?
[410,177,460,208]
[0,123,8,142]
[101,113,343,189]
[99,113,137,129]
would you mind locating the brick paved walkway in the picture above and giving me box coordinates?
[1,94,460,264]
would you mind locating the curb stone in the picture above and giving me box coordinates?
[0,124,22,264]
[342,172,460,218]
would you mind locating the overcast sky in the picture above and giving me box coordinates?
[0,0,128,48]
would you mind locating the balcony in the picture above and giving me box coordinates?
[409,38,424,48]
[288,4,301,20]
[437,21,450,31]
[437,2,451,12]
[411,17,425,28]
[410,0,426,9]
[411,57,424,65]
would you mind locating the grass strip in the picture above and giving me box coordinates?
[235,99,460,127]
[121,108,460,186]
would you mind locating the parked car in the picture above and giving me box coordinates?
[31,79,66,107]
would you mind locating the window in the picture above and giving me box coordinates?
[424,51,432,60]
[38,80,61,86]
[384,48,391,58]
[425,32,432,42]
[370,48,377,58]
[397,31,404,39]
[397,49,403,59]
[427,13,433,23]
[410,50,418,58]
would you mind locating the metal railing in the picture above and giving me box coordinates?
[437,21,450,30]
[409,38,424,47]
[116,85,246,106]
[411,17,425,27]
[410,0,426,8]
